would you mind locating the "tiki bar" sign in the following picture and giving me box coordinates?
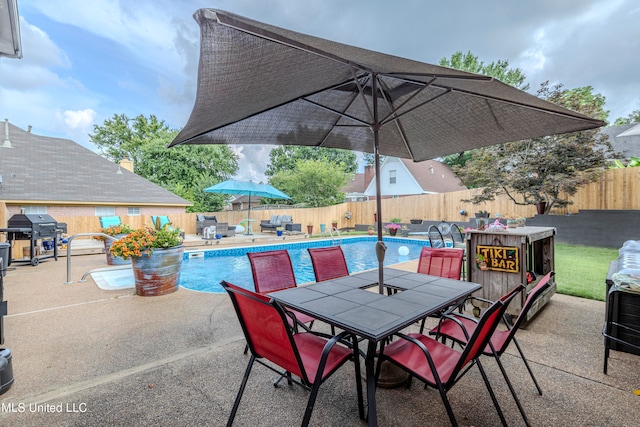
[475,245,520,273]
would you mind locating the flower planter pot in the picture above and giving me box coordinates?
[131,246,184,296]
[331,222,338,229]
[368,229,375,235]
[410,219,422,224]
[276,230,283,236]
[475,212,490,218]
[388,228,398,236]
[307,225,313,235]
[536,202,547,215]
[104,234,131,265]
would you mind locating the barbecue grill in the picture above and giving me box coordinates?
[0,214,67,266]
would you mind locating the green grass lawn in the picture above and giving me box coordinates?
[321,234,616,302]
[555,243,618,301]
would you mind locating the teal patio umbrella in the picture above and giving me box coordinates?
[204,179,291,234]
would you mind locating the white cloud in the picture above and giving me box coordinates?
[63,108,96,130]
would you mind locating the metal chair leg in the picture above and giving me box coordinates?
[227,354,255,427]
[494,355,532,427]
[512,337,543,395]
[476,360,509,427]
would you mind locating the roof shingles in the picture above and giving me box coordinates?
[0,123,190,206]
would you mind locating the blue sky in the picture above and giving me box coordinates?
[1,0,639,181]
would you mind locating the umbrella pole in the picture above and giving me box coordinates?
[246,192,252,235]
[372,74,386,295]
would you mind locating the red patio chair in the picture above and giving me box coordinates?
[417,247,464,279]
[308,246,350,334]
[222,281,364,426]
[417,247,465,332]
[247,250,316,326]
[376,294,515,427]
[430,273,553,426]
[308,246,349,282]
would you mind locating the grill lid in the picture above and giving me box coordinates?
[7,214,58,227]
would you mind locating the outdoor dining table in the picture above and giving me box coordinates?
[269,267,482,426]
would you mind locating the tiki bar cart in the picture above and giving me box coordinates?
[466,225,556,320]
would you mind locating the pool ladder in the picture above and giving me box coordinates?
[327,227,342,245]
[64,232,126,284]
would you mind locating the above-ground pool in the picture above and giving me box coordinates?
[180,236,430,293]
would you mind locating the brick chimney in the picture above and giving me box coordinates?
[364,164,374,189]
[118,159,134,172]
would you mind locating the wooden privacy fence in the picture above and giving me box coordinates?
[2,167,639,236]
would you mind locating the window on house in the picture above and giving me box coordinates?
[389,169,396,184]
[95,207,116,217]
[127,207,141,216]
[22,206,47,214]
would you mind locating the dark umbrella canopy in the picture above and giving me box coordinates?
[204,179,290,235]
[171,9,605,291]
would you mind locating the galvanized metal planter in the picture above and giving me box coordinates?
[131,246,184,296]
[104,234,131,265]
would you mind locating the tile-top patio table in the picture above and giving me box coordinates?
[269,267,482,426]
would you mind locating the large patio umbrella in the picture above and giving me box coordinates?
[204,179,290,234]
[171,9,605,293]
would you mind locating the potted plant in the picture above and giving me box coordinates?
[476,217,488,230]
[94,224,134,265]
[307,223,314,235]
[410,219,422,224]
[276,226,283,237]
[384,222,401,236]
[331,219,338,229]
[475,210,489,218]
[109,223,184,296]
[367,225,375,235]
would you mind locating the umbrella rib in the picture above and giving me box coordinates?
[437,86,604,124]
[380,89,452,126]
[376,76,414,158]
[301,98,370,127]
[381,72,493,82]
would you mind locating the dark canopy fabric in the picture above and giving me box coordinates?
[170,8,605,159]
[170,8,605,292]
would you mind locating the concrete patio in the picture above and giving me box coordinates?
[0,242,638,426]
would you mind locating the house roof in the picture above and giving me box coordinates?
[600,123,640,159]
[346,158,466,195]
[342,173,366,194]
[399,159,467,193]
[231,195,262,204]
[0,122,191,206]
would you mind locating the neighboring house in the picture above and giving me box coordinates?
[600,123,640,162]
[230,195,261,211]
[0,121,191,222]
[344,157,466,201]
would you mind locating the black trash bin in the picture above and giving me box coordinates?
[0,243,9,276]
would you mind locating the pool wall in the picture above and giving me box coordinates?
[183,236,432,260]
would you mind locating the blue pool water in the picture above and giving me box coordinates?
[179,237,430,293]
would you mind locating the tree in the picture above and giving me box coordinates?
[90,114,168,166]
[90,113,238,212]
[613,109,640,125]
[269,159,351,207]
[439,51,529,91]
[454,82,614,213]
[265,125,358,177]
[439,51,530,169]
[362,152,387,166]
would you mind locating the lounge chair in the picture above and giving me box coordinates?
[259,214,294,233]
[196,215,218,235]
[99,216,121,228]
